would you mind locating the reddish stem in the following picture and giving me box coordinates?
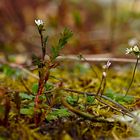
[34,70,50,126]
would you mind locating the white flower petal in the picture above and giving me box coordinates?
[133,45,140,52]
[103,60,111,69]
[35,19,44,26]
[126,48,133,54]
[107,60,111,68]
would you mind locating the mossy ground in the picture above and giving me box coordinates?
[0,60,140,140]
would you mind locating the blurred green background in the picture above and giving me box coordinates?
[0,0,140,56]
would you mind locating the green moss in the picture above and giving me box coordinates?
[1,62,140,139]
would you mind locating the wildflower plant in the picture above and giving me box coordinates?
[96,60,111,97]
[125,41,140,96]
[33,19,73,125]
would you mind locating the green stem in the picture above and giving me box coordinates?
[39,31,45,61]
[125,57,139,96]
[96,69,107,97]
[96,73,104,96]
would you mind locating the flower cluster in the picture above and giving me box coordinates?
[126,45,140,56]
[126,38,140,57]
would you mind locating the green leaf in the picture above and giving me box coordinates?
[58,28,73,50]
[32,83,38,94]
[19,92,34,100]
[46,114,58,121]
[105,89,135,104]
[20,107,34,115]
[45,83,54,91]
[51,28,73,60]
[28,102,34,107]
[105,89,115,100]
[38,94,46,100]
[46,108,70,121]
[86,96,95,104]
[115,95,135,104]
[66,96,78,105]
[51,46,59,60]
[32,82,53,95]
[52,108,70,117]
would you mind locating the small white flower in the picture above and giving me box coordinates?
[126,48,133,54]
[35,19,44,27]
[133,45,140,53]
[106,61,111,68]
[128,38,138,47]
[103,60,111,69]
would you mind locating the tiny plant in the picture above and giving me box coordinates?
[33,19,73,125]
[96,60,111,97]
[125,39,140,96]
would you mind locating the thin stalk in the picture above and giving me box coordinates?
[39,29,45,61]
[125,57,139,96]
[96,74,104,96]
[34,28,48,126]
[100,78,106,96]
[96,69,108,97]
